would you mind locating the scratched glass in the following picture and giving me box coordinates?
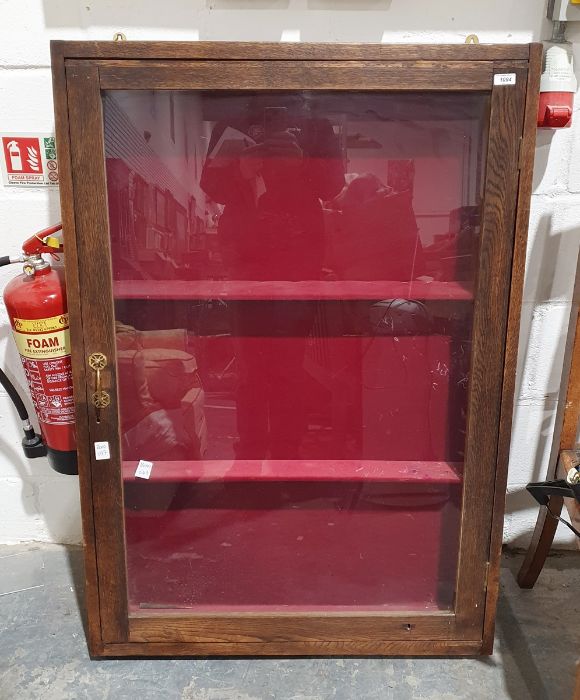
[103,91,488,612]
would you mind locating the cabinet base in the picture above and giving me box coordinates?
[91,639,487,658]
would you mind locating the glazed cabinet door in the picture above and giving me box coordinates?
[55,47,532,656]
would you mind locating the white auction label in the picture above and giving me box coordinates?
[493,73,516,86]
[135,459,153,479]
[94,441,110,460]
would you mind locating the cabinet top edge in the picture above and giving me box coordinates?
[50,40,534,63]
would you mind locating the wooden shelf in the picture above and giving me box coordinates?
[114,279,473,301]
[122,459,462,484]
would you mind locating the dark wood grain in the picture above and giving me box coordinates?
[52,41,538,658]
[453,62,527,638]
[480,44,542,645]
[100,639,483,657]
[561,313,580,449]
[65,63,128,644]
[52,40,530,62]
[128,613,456,644]
[50,43,104,658]
[97,60,492,91]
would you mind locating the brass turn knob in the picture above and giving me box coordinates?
[92,391,111,409]
[88,352,107,371]
[88,353,109,422]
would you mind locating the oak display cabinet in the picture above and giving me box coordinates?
[51,41,541,657]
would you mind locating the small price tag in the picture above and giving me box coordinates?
[494,73,516,86]
[135,460,153,479]
[94,441,110,460]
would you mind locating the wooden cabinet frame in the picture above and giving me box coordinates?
[51,41,541,657]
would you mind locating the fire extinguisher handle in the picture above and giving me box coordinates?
[21,223,63,256]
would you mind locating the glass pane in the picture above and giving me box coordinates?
[103,90,488,612]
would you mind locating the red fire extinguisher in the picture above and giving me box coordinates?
[1,223,77,474]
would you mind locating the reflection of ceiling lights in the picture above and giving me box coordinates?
[346,133,382,149]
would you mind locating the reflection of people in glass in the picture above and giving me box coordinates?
[201,96,345,459]
[201,95,344,281]
[326,168,425,281]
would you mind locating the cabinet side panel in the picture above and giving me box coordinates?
[482,45,542,654]
[454,62,527,634]
[65,62,128,643]
[51,45,104,655]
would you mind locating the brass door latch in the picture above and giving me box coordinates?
[88,352,110,422]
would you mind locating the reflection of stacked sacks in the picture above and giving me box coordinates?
[116,322,207,461]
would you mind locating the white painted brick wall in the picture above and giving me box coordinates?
[0,0,577,548]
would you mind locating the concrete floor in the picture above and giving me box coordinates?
[0,545,578,700]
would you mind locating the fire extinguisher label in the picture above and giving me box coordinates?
[13,327,71,360]
[13,313,68,334]
[12,315,75,427]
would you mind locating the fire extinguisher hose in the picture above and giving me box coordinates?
[0,367,47,458]
[0,367,30,423]
[0,255,23,267]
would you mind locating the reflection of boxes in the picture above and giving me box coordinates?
[124,463,461,612]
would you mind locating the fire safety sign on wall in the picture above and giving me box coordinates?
[0,134,58,187]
